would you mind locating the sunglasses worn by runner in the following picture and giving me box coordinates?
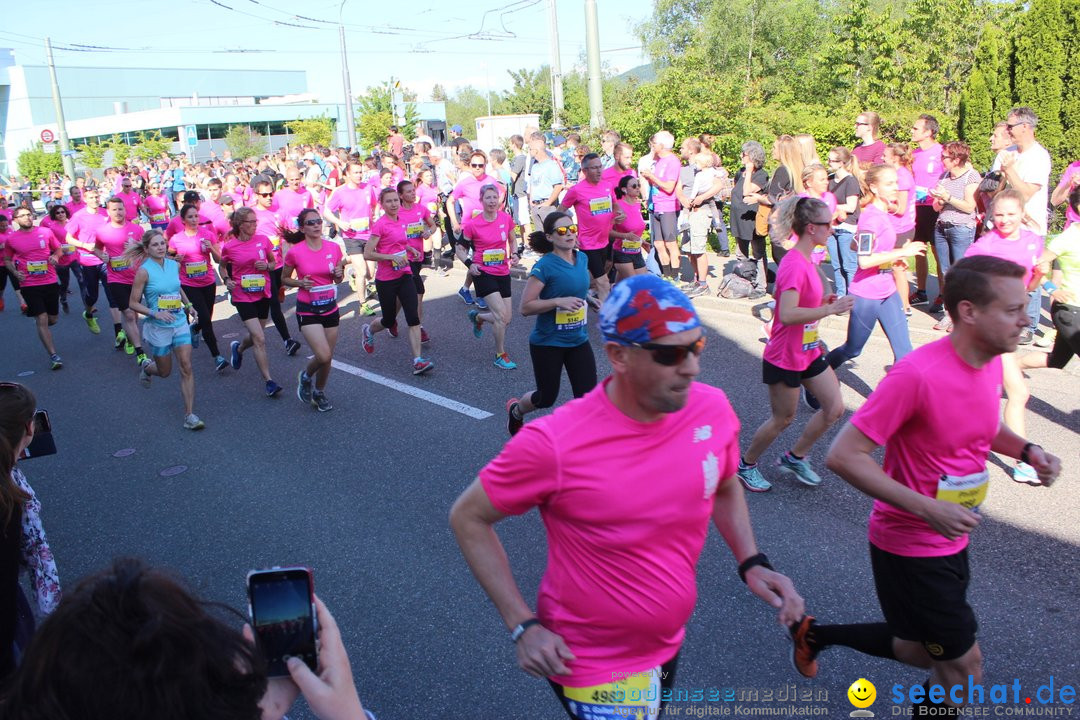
[552,224,578,236]
[303,218,323,226]
[619,335,706,366]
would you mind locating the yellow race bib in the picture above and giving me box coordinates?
[184,260,208,278]
[109,256,132,272]
[481,248,506,266]
[621,236,642,252]
[936,470,989,511]
[406,222,424,240]
[555,306,587,330]
[349,217,370,232]
[562,668,660,719]
[26,260,48,276]
[241,273,267,293]
[801,321,820,351]
[588,195,613,216]
[157,292,182,311]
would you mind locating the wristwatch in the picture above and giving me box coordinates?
[510,618,541,643]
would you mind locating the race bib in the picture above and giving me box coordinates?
[390,253,408,270]
[482,248,506,266]
[801,321,820,351]
[936,470,989,512]
[621,236,642,252]
[309,283,337,307]
[110,256,132,272]
[471,208,482,218]
[241,273,267,293]
[349,217,370,232]
[555,305,587,331]
[150,212,166,223]
[561,668,661,720]
[269,236,281,250]
[406,222,424,240]
[61,244,77,256]
[879,260,895,273]
[185,260,208,278]
[589,195,613,216]
[157,292,182,311]
[26,260,48,277]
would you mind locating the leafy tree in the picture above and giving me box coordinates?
[445,86,500,138]
[430,84,449,102]
[502,67,552,129]
[1060,0,1080,162]
[131,131,173,162]
[958,67,995,167]
[1013,0,1066,155]
[285,116,335,147]
[15,143,63,184]
[355,82,419,151]
[75,140,109,170]
[224,126,267,160]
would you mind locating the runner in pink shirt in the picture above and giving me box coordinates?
[450,151,506,305]
[274,168,315,233]
[737,196,854,493]
[251,180,301,357]
[640,132,684,280]
[65,186,86,218]
[324,162,379,315]
[164,191,210,240]
[201,179,232,241]
[4,206,64,368]
[800,255,1062,697]
[41,204,75,313]
[461,185,518,369]
[361,188,433,375]
[282,208,348,412]
[451,274,804,718]
[0,214,27,314]
[90,197,146,359]
[600,142,636,188]
[398,180,438,343]
[610,175,648,281]
[558,152,623,302]
[66,189,111,335]
[169,203,227,372]
[115,177,143,222]
[144,182,171,230]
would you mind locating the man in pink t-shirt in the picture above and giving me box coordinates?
[911,114,944,305]
[274,167,315,232]
[451,275,803,719]
[792,256,1061,707]
[558,152,623,302]
[4,206,64,368]
[114,177,143,222]
[640,131,683,281]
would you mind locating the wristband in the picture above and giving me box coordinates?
[463,258,473,267]
[737,553,773,584]
[1020,442,1040,466]
[510,618,541,643]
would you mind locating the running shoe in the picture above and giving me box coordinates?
[778,452,823,487]
[139,362,152,388]
[189,322,200,349]
[420,326,430,343]
[230,340,243,370]
[285,338,301,356]
[136,352,148,367]
[929,295,945,314]
[183,413,205,431]
[215,355,228,373]
[49,354,63,371]
[84,311,101,334]
[362,324,375,354]
[1018,329,1034,345]
[1012,462,1041,486]
[475,295,488,310]
[365,281,377,299]
[933,316,953,333]
[468,309,483,338]
[685,281,709,298]
[387,324,399,338]
[494,353,517,370]
[789,615,820,679]
[457,287,475,305]
[297,370,313,404]
[114,329,127,350]
[311,391,333,412]
[61,299,69,314]
[124,339,135,355]
[265,380,283,398]
[802,387,821,411]
[359,301,378,316]
[737,463,772,493]
[412,357,434,375]
[506,398,523,436]
[911,290,928,305]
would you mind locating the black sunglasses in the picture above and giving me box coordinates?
[255,192,273,197]
[303,218,323,226]
[621,335,706,366]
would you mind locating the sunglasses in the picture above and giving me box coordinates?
[303,218,323,226]
[624,335,707,366]
[552,224,578,236]
[470,163,486,169]
[255,192,273,197]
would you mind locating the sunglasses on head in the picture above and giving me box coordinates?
[621,335,707,366]
[552,224,578,236]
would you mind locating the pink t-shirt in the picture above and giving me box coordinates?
[91,221,144,284]
[560,179,617,251]
[253,208,284,269]
[164,212,212,240]
[850,204,899,300]
[912,143,943,206]
[67,208,108,267]
[145,194,170,225]
[201,200,231,240]
[369,214,412,282]
[40,217,77,266]
[274,188,315,232]
[463,211,513,276]
[452,173,504,222]
[853,140,885,167]
[398,204,433,254]
[1058,160,1080,227]
[416,184,440,215]
[168,228,219,288]
[601,166,636,188]
[851,337,1002,557]
[4,228,61,286]
[965,229,1044,286]
[479,379,740,686]
[221,235,273,302]
[284,240,343,314]
[115,191,142,221]
[326,184,377,239]
[65,201,86,217]
[892,166,917,233]
[763,249,825,371]
[612,197,646,254]
[651,154,682,213]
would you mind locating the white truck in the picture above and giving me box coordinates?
[473,114,540,154]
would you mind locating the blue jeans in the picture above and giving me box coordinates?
[1027,289,1041,332]
[827,292,913,367]
[828,228,858,297]
[932,223,975,277]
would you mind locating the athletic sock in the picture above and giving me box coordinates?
[113,323,122,335]
[134,346,144,356]
[739,457,756,469]
[659,262,671,277]
[809,622,896,659]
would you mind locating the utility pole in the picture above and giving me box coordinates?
[44,37,76,180]
[584,0,604,129]
[339,0,357,151]
[548,0,565,130]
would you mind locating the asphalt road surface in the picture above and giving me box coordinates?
[3,265,1077,719]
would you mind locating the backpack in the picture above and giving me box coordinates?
[718,273,753,299]
[732,259,758,282]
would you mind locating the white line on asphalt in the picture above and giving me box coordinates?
[330,359,494,420]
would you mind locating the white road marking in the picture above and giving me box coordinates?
[330,359,493,420]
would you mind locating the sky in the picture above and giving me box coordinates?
[2,0,656,105]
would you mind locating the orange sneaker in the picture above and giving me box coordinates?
[789,615,819,678]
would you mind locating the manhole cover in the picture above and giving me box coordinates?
[112,448,136,458]
[159,465,188,477]
[16,371,34,377]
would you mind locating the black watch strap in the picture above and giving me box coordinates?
[511,618,541,643]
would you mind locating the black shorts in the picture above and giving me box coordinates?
[652,211,678,243]
[762,354,829,388]
[870,543,977,661]
[107,281,133,311]
[895,229,915,248]
[914,205,938,244]
[409,260,426,295]
[21,284,60,317]
[613,249,646,268]
[297,309,341,328]
[234,297,271,321]
[473,271,512,299]
[582,247,611,279]
[343,236,367,255]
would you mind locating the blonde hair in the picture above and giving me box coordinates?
[122,228,164,266]
[774,135,805,193]
[801,163,827,188]
[885,142,913,172]
[860,165,896,208]
[794,134,819,167]
[693,152,714,170]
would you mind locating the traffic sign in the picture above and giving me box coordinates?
[185,126,198,147]
[43,143,56,154]
[40,129,55,144]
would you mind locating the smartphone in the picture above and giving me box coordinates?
[20,410,56,459]
[247,566,318,677]
[856,233,874,256]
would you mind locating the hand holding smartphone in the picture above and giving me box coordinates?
[247,566,318,677]
[20,409,56,460]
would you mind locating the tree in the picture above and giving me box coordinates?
[445,86,499,137]
[1060,0,1080,162]
[958,67,995,168]
[285,116,335,146]
[224,126,267,160]
[502,67,552,128]
[75,140,109,170]
[431,84,449,102]
[1013,0,1066,155]
[355,82,419,150]
[15,143,63,184]
[131,131,173,162]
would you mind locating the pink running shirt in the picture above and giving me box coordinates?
[965,229,1044,286]
[560,179,617,251]
[221,235,273,302]
[4,228,60,286]
[763,249,825,371]
[892,166,917,233]
[274,188,315,232]
[369,214,412,282]
[91,221,144,284]
[912,143,943,206]
[452,173,504,223]
[284,240,343,314]
[67,208,108,267]
[462,211,513,276]
[651,154,682,213]
[398,204,434,255]
[612,197,647,254]
[849,204,900,301]
[168,228,219,288]
[40,217,76,266]
[326,184,377,240]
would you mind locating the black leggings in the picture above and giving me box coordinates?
[185,283,220,357]
[56,265,72,296]
[77,264,107,309]
[0,267,19,295]
[268,267,291,342]
[528,342,597,409]
[1048,302,1080,369]
[376,275,421,328]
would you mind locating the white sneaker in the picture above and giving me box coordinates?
[183,413,205,431]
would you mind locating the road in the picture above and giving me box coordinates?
[3,265,1077,718]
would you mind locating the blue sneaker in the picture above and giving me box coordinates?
[189,322,200,349]
[493,353,517,370]
[737,463,772,493]
[457,287,475,305]
[778,452,823,487]
[475,295,488,310]
[265,380,283,398]
[297,370,313,404]
[230,340,242,370]
[214,355,228,373]
[468,309,483,338]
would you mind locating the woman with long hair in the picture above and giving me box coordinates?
[610,174,648,281]
[749,135,806,264]
[883,142,917,313]
[826,147,862,297]
[168,203,226,372]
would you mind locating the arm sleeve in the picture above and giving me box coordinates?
[478,425,560,515]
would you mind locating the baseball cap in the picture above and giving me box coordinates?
[450,124,463,133]
[554,135,567,146]
[599,274,701,345]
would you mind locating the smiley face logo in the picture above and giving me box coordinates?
[848,678,876,709]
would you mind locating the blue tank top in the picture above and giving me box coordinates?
[142,257,185,328]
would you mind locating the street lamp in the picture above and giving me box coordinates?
[339,0,357,151]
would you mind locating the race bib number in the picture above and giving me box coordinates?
[471,208,482,219]
[482,248,506,266]
[185,260,208,278]
[309,283,337,307]
[241,273,267,293]
[110,256,132,272]
[621,236,642,252]
[561,668,661,720]
[555,305,587,331]
[936,470,989,512]
[269,236,281,250]
[349,217,370,232]
[406,222,424,240]
[26,260,48,277]
[589,196,613,216]
[801,321,820,351]
[390,253,408,270]
[61,244,77,256]
[157,292,182,311]
[150,212,167,223]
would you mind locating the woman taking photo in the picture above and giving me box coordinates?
[282,208,348,412]
[610,174,648,281]
[826,147,861,297]
[168,203,227,372]
[461,185,518,370]
[506,212,596,436]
